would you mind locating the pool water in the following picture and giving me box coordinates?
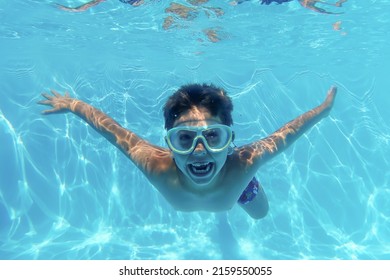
[1,0,389,259]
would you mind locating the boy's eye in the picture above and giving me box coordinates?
[178,131,195,143]
[204,129,219,138]
[204,129,220,145]
[179,134,192,141]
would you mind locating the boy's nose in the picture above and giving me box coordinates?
[193,140,207,155]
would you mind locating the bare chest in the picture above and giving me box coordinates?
[154,170,253,212]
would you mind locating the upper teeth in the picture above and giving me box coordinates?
[192,162,208,167]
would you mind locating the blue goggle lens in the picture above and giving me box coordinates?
[166,125,232,154]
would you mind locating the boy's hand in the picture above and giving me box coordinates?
[38,90,73,114]
[323,86,337,112]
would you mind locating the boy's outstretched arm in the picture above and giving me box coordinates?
[237,86,337,169]
[38,90,173,176]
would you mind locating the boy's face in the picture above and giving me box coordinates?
[168,106,230,188]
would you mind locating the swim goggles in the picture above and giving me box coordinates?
[165,124,233,155]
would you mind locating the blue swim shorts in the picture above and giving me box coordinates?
[238,177,259,205]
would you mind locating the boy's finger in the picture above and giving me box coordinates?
[41,93,53,100]
[51,89,62,97]
[328,86,337,96]
[41,108,57,115]
[37,99,51,105]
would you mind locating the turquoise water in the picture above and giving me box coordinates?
[1,0,389,259]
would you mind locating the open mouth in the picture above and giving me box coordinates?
[188,162,214,177]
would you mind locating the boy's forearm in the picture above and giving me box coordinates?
[65,98,172,175]
[264,101,330,153]
[246,92,335,165]
[66,99,139,149]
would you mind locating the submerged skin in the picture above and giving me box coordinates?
[298,0,348,14]
[231,0,347,14]
[38,86,337,219]
[163,2,224,43]
[56,0,143,12]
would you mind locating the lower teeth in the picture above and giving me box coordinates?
[191,163,211,174]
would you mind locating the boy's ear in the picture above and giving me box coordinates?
[228,132,235,156]
[164,136,171,150]
[228,146,234,155]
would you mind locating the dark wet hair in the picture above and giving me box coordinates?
[163,83,233,130]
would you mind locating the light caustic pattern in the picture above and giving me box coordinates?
[1,0,390,259]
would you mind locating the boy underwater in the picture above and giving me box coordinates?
[38,84,337,219]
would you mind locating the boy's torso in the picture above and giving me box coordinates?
[146,153,256,212]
